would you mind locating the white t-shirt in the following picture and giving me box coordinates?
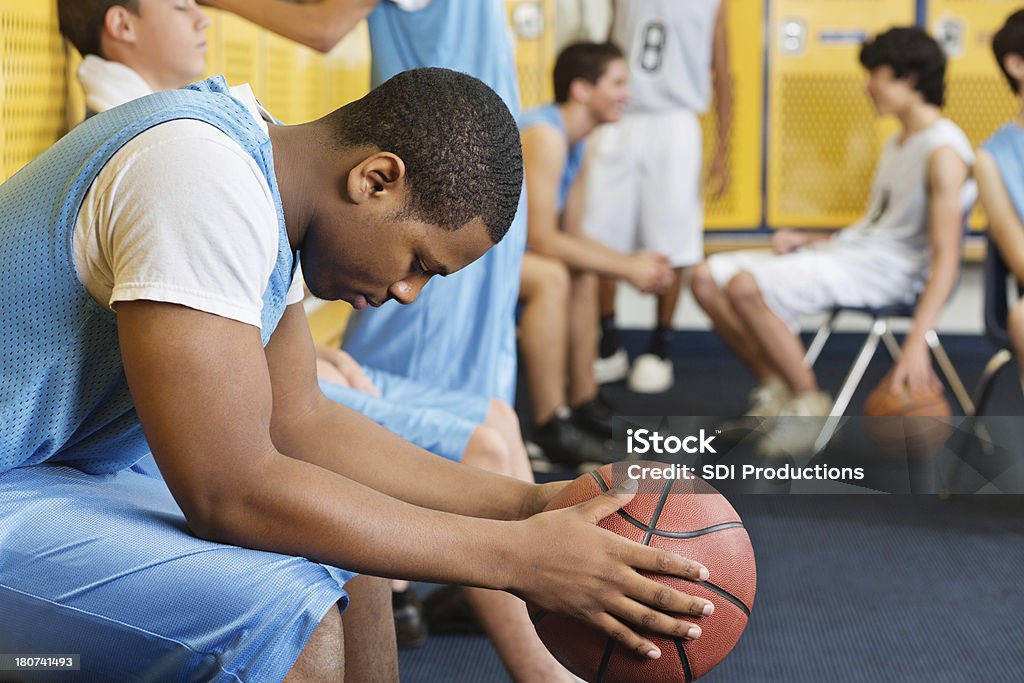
[72,85,305,329]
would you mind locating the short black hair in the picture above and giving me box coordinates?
[859,27,946,107]
[326,68,522,244]
[553,42,625,104]
[993,10,1024,94]
[58,0,140,58]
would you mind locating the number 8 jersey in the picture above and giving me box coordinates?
[611,0,722,114]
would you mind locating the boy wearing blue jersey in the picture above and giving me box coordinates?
[976,10,1024,391]
[518,42,673,463]
[0,68,715,681]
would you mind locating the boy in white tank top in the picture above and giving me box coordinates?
[690,27,975,456]
[585,0,734,393]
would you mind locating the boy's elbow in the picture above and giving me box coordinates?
[176,475,254,544]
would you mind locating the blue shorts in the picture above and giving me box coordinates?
[319,366,491,462]
[0,464,355,682]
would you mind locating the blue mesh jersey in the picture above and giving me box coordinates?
[0,76,294,476]
[519,103,586,212]
[984,123,1024,221]
[342,0,527,403]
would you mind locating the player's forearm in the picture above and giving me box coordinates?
[990,216,1024,285]
[906,250,959,346]
[273,393,535,521]
[197,451,520,588]
[531,229,631,279]
[203,0,377,53]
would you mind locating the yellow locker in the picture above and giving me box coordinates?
[929,0,1020,230]
[0,0,68,182]
[703,0,764,230]
[261,32,314,124]
[216,12,263,95]
[322,23,371,110]
[508,0,556,109]
[767,0,915,229]
[203,8,226,79]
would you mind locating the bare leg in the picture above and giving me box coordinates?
[568,270,600,407]
[285,603,345,683]
[1009,299,1024,388]
[598,276,617,319]
[460,400,573,682]
[727,272,817,393]
[691,263,778,381]
[342,576,398,683]
[518,253,571,426]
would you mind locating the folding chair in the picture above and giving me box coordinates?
[969,236,1021,415]
[942,236,1022,494]
[803,301,975,454]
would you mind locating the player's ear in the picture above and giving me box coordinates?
[346,152,406,204]
[104,5,138,45]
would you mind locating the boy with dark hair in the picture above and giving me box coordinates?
[58,0,210,114]
[691,26,975,456]
[976,9,1024,390]
[518,41,673,464]
[0,68,713,680]
[58,0,542,650]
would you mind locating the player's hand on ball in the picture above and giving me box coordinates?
[510,478,714,660]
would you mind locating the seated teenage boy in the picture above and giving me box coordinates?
[0,68,714,680]
[517,42,673,466]
[690,27,975,456]
[59,0,539,651]
[975,9,1024,392]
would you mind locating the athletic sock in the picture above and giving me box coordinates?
[648,325,673,359]
[599,315,620,358]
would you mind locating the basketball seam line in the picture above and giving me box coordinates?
[674,635,694,683]
[643,480,675,545]
[589,472,747,538]
[703,580,752,617]
[595,637,615,683]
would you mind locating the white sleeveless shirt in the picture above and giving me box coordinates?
[610,0,721,114]
[837,118,976,276]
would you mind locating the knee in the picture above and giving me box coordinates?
[286,604,343,682]
[536,257,571,301]
[485,398,519,435]
[690,262,718,307]
[463,424,511,475]
[725,271,763,312]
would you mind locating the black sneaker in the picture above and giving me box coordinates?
[393,587,428,649]
[531,414,620,467]
[572,394,617,438]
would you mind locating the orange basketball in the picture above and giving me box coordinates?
[529,462,755,682]
[863,375,952,459]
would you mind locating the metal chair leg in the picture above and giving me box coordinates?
[814,318,886,453]
[804,310,838,367]
[925,330,975,415]
[943,349,1014,495]
[881,328,902,360]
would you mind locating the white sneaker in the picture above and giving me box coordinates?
[756,390,833,457]
[594,347,629,384]
[746,378,793,417]
[627,354,674,393]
